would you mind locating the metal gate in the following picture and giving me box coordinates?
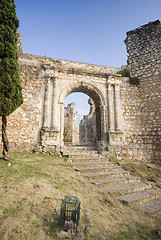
[64,113,96,146]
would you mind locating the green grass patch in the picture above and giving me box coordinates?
[0,152,62,184]
[109,157,161,188]
[55,181,68,190]
[3,203,21,217]
[122,162,161,187]
[110,222,161,240]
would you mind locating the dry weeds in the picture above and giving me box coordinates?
[0,152,160,240]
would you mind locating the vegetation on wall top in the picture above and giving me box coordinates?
[118,68,140,86]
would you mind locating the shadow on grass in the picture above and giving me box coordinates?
[0,157,9,161]
[43,211,61,238]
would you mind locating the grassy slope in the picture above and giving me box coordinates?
[0,152,161,240]
[109,159,161,188]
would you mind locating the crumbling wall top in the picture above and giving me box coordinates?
[126,20,160,35]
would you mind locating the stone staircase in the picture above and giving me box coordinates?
[65,146,161,218]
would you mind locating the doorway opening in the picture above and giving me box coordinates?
[64,92,96,146]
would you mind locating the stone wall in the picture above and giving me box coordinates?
[0,32,120,153]
[0,21,160,163]
[126,20,160,78]
[117,20,161,162]
[0,55,44,152]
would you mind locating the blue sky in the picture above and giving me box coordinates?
[15,0,161,116]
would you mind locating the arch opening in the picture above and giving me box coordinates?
[59,82,107,150]
[64,92,97,146]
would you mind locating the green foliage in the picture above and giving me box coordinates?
[63,156,68,162]
[118,68,140,86]
[129,76,140,85]
[0,0,23,117]
[118,68,130,77]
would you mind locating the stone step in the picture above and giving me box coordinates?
[71,161,112,168]
[65,146,97,151]
[64,148,98,155]
[75,165,119,173]
[69,153,103,157]
[117,188,161,206]
[68,148,161,218]
[134,197,161,215]
[92,175,141,188]
[82,170,130,180]
[102,182,155,196]
[69,157,107,163]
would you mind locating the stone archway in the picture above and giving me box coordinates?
[58,81,108,151]
[39,65,124,154]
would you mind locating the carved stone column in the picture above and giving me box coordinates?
[51,77,58,131]
[42,75,50,129]
[100,105,107,150]
[59,102,64,147]
[96,104,108,152]
[114,83,121,132]
[107,83,115,132]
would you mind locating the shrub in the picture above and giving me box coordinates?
[129,77,140,85]
[118,68,140,85]
[118,68,130,77]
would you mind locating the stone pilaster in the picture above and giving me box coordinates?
[42,75,50,129]
[107,83,115,132]
[59,102,65,147]
[99,104,108,151]
[114,83,121,132]
[107,78,124,147]
[51,76,58,131]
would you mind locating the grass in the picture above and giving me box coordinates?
[3,203,21,217]
[108,157,161,188]
[120,161,161,188]
[0,152,161,240]
[110,222,161,240]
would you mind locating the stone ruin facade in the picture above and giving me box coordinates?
[0,20,160,162]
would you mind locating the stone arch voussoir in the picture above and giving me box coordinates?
[58,81,106,107]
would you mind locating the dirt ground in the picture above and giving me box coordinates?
[0,152,161,240]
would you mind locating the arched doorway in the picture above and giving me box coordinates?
[58,81,107,151]
[40,72,124,154]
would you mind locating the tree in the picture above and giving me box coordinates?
[0,0,23,160]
